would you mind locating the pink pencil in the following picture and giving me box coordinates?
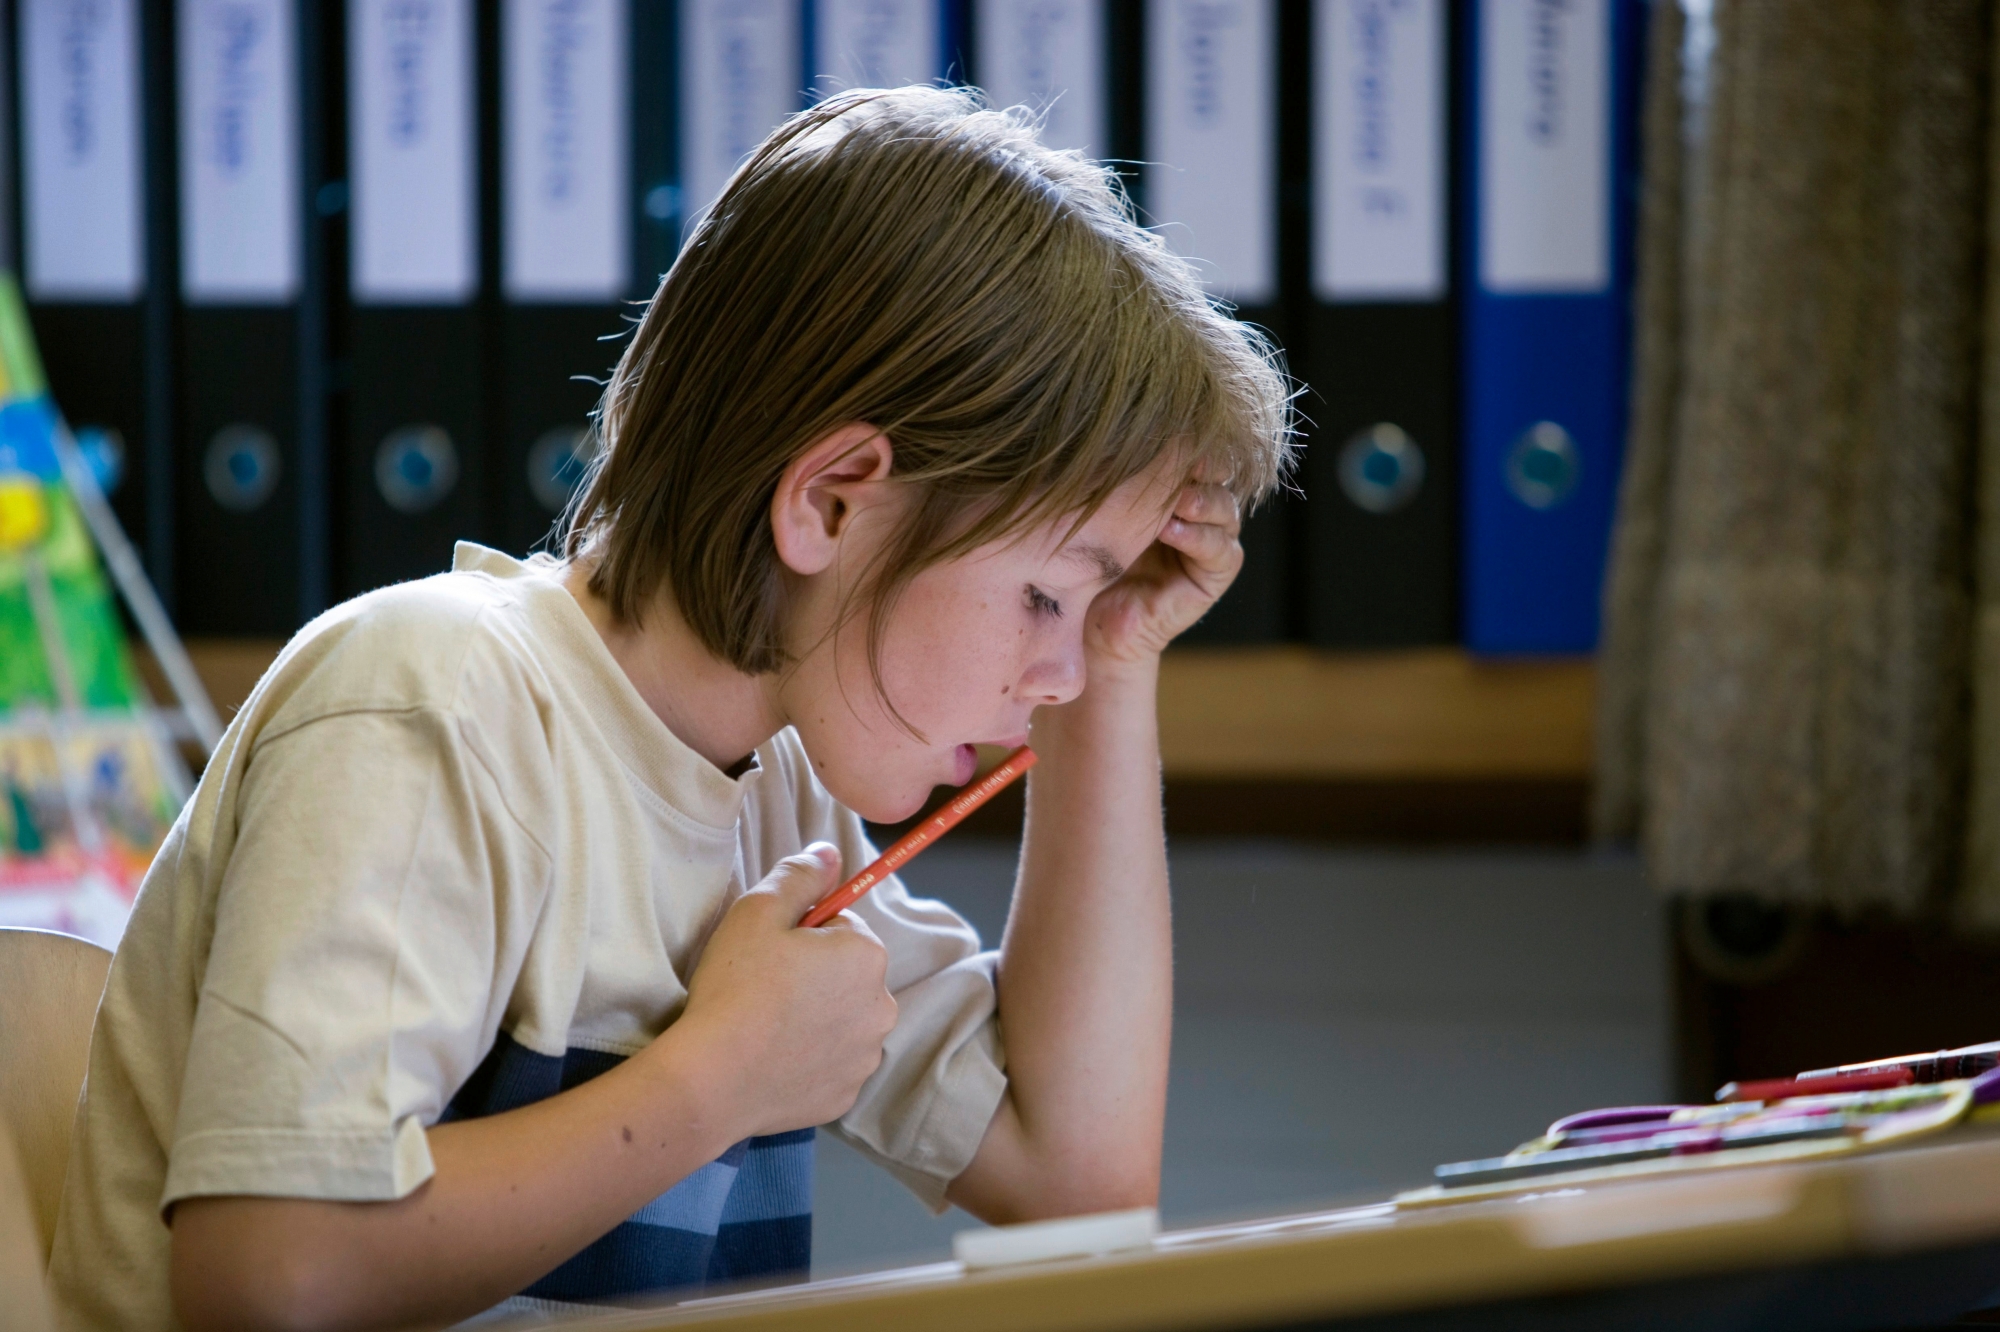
[799,746,1038,928]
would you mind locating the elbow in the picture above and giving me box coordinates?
[1040,1127,1161,1218]
[173,1252,352,1332]
[950,1094,1164,1224]
[999,1155,1159,1225]
[173,1250,355,1332]
[1055,1159,1159,1217]
[171,1201,363,1332]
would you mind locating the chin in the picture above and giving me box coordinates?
[868,789,934,824]
[844,788,932,826]
[819,763,934,825]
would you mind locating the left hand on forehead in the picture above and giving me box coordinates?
[1085,477,1244,666]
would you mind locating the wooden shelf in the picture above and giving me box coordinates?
[139,640,1596,782]
[1157,647,1595,780]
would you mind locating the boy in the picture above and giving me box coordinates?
[50,87,1290,1329]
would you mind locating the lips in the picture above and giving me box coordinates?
[953,744,979,785]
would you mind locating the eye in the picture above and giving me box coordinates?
[1025,585,1063,619]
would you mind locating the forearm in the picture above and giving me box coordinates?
[953,657,1172,1218]
[171,1024,744,1332]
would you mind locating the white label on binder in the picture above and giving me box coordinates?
[814,0,940,92]
[179,0,299,303]
[975,0,1105,158]
[1479,0,1608,293]
[1315,0,1444,302]
[679,0,800,233]
[1145,0,1275,304]
[23,0,145,300]
[504,0,628,300]
[350,0,477,303]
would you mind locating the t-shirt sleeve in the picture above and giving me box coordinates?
[162,708,552,1211]
[816,804,1007,1214]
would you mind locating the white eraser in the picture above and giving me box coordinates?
[952,1207,1159,1269]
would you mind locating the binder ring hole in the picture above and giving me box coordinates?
[375,425,460,515]
[526,426,601,514]
[1337,423,1426,514]
[1505,421,1581,511]
[204,425,282,514]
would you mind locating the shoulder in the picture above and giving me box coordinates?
[246,555,562,747]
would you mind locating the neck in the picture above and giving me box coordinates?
[562,560,785,773]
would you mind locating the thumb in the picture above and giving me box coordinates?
[761,842,843,917]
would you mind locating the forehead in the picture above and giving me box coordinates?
[1051,473,1178,571]
[964,458,1184,572]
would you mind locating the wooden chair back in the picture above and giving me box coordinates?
[0,929,112,1259]
[0,1117,55,1332]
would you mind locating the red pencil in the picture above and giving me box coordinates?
[799,746,1038,929]
[1714,1067,1915,1104]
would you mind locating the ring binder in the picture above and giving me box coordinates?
[1459,0,1642,654]
[974,0,1106,157]
[341,0,483,595]
[19,0,156,585]
[1301,0,1457,647]
[495,0,633,557]
[1144,0,1288,644]
[175,0,308,634]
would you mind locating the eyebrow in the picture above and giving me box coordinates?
[1061,542,1126,585]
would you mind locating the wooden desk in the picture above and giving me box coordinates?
[549,1129,2000,1332]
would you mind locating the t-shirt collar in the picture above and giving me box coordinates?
[453,542,756,834]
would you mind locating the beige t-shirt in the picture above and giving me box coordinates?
[48,544,1007,1329]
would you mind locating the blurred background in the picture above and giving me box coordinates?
[4,0,2000,1279]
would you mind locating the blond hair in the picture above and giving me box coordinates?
[568,85,1293,681]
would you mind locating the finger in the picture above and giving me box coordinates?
[760,843,844,916]
[818,907,886,949]
[1187,457,1231,487]
[843,909,884,947]
[1160,515,1238,572]
[873,991,901,1038]
[1173,483,1240,535]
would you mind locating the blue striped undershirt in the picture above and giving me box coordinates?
[442,1033,812,1305]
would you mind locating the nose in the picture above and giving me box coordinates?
[1020,642,1086,707]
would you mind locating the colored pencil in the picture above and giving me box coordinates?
[1714,1067,1915,1104]
[799,746,1038,929]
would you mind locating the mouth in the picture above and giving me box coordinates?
[949,735,1032,788]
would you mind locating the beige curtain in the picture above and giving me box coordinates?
[1595,0,1992,921]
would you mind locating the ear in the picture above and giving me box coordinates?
[770,423,896,577]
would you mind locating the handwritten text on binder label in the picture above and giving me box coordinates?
[680,0,801,235]
[504,0,628,300]
[350,0,477,303]
[25,0,145,299]
[181,0,300,303]
[1147,0,1276,305]
[1317,0,1446,302]
[1479,0,1609,293]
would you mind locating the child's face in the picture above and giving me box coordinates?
[776,467,1174,823]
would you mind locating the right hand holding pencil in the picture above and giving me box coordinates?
[667,843,899,1137]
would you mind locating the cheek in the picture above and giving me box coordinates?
[876,581,1028,719]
